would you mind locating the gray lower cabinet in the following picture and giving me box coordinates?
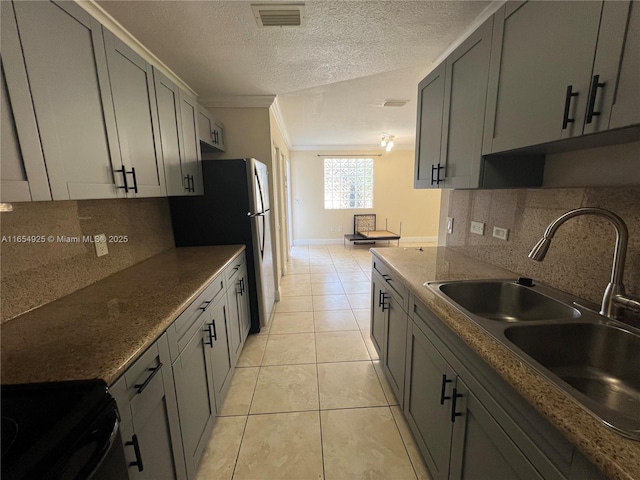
[405,309,550,480]
[110,333,186,480]
[370,259,409,405]
[370,271,386,358]
[172,314,217,479]
[207,298,233,414]
[103,30,166,197]
[9,0,123,200]
[226,259,251,365]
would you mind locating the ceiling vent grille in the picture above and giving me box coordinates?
[252,4,305,27]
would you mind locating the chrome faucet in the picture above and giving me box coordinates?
[528,207,640,320]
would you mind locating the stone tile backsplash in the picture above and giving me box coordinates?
[1,198,175,322]
[446,186,640,306]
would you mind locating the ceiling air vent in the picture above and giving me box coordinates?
[251,3,305,27]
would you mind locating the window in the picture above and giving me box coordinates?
[323,158,374,209]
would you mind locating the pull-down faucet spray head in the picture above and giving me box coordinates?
[528,207,632,319]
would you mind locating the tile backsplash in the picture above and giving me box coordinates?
[1,198,175,322]
[445,186,640,307]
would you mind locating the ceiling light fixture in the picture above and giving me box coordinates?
[381,134,395,151]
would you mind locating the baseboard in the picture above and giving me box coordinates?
[293,236,438,246]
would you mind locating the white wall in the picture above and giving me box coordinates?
[290,149,441,244]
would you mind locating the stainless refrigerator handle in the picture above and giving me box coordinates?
[247,208,270,217]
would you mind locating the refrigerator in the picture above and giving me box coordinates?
[169,158,275,333]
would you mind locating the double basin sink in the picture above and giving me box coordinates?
[426,279,640,440]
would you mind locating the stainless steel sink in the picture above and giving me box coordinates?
[425,279,640,439]
[435,280,581,322]
[505,323,640,437]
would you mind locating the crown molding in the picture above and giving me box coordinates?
[291,144,414,152]
[270,97,292,150]
[76,0,197,97]
[199,95,277,108]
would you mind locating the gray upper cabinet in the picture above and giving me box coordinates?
[606,0,640,131]
[197,105,225,153]
[484,1,606,153]
[179,92,204,195]
[414,17,493,190]
[11,0,123,200]
[414,63,446,189]
[103,30,166,198]
[441,17,492,189]
[153,69,188,196]
[1,3,51,203]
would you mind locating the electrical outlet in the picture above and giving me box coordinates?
[470,221,485,235]
[493,226,509,241]
[337,225,343,232]
[446,217,454,234]
[94,233,108,257]
[330,226,335,232]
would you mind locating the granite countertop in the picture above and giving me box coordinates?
[371,246,639,480]
[1,245,245,386]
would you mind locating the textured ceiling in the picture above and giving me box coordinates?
[98,0,493,148]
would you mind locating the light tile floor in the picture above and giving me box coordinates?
[196,243,435,480]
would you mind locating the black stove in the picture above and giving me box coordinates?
[1,380,127,480]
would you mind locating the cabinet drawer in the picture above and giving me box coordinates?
[372,256,409,312]
[225,254,246,285]
[167,275,225,361]
[110,333,170,425]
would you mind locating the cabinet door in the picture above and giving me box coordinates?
[103,30,166,197]
[449,378,544,480]
[179,91,204,195]
[12,0,123,200]
[370,272,386,359]
[414,63,445,188]
[484,1,603,153]
[115,335,186,480]
[226,282,243,366]
[212,122,226,151]
[441,17,492,189]
[198,104,214,147]
[206,298,233,414]
[238,267,251,340]
[383,293,407,406]
[608,0,640,130]
[153,69,187,196]
[0,3,51,202]
[404,320,454,480]
[173,322,217,479]
[404,320,453,480]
